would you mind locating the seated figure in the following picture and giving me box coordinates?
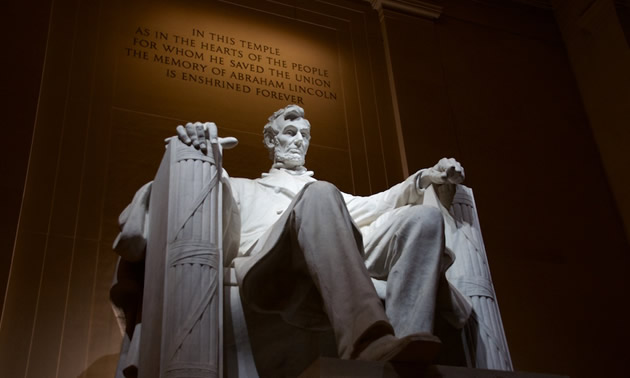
[112,104,472,376]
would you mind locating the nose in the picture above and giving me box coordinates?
[294,132,303,146]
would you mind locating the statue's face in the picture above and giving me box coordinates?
[272,116,311,170]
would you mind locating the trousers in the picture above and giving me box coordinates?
[236,181,447,359]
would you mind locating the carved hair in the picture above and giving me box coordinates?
[263,104,310,159]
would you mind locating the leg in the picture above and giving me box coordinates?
[288,182,392,358]
[239,182,440,362]
[290,183,441,362]
[363,205,447,336]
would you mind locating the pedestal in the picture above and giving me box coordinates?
[299,358,568,378]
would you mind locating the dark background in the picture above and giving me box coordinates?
[1,1,629,377]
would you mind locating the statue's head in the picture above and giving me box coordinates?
[263,104,311,171]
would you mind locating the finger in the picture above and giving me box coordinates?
[185,123,199,147]
[432,170,447,184]
[205,122,216,141]
[196,124,207,153]
[455,166,465,183]
[449,159,464,182]
[436,158,451,172]
[448,158,462,171]
[448,168,465,184]
[445,165,456,178]
[176,125,191,145]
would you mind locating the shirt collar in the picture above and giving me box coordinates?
[262,167,314,178]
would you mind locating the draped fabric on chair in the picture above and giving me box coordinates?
[433,185,513,370]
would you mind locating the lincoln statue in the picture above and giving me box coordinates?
[112,104,471,376]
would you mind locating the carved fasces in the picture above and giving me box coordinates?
[139,137,233,378]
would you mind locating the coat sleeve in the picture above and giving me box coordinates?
[343,170,427,228]
[113,182,152,262]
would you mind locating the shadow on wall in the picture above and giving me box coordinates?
[78,353,119,378]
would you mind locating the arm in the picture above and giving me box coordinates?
[113,181,152,262]
[344,158,465,227]
[343,173,422,227]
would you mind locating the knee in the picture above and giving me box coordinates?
[294,181,345,215]
[392,207,445,264]
[301,181,340,201]
[402,206,444,234]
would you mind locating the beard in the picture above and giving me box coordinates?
[274,149,306,169]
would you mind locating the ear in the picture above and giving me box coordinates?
[264,135,277,150]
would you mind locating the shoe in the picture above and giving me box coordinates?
[355,333,441,364]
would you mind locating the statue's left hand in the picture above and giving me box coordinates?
[419,157,465,189]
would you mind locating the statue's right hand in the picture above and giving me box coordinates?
[176,122,216,154]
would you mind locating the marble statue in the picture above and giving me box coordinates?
[111,105,476,377]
